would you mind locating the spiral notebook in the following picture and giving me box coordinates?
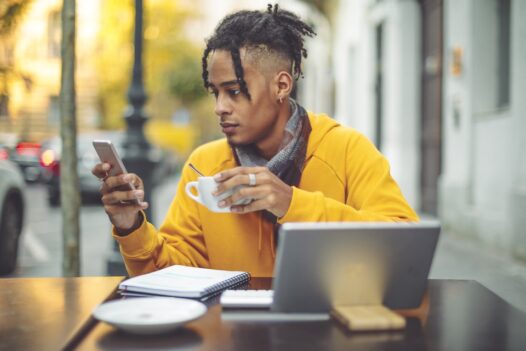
[118,265,250,299]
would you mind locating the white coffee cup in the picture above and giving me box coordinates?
[185,176,251,213]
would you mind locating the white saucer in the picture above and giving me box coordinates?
[92,297,207,335]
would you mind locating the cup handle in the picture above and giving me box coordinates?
[185,181,203,205]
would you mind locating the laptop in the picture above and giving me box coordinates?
[271,221,441,313]
[221,221,440,320]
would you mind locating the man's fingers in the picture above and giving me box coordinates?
[230,198,267,214]
[102,188,144,205]
[102,173,143,193]
[213,167,244,181]
[219,185,267,207]
[215,174,248,193]
[104,201,149,214]
[214,168,270,194]
[91,162,111,178]
[214,166,266,182]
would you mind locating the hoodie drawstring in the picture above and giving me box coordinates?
[270,223,276,258]
[257,213,276,258]
[258,214,263,252]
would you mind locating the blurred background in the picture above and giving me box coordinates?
[0,0,525,310]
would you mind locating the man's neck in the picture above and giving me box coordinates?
[255,101,292,160]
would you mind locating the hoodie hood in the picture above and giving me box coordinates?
[305,112,342,160]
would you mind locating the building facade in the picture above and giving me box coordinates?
[333,0,526,260]
[333,0,422,211]
[440,0,526,259]
[0,0,102,142]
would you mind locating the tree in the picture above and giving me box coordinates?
[0,0,31,35]
[0,0,32,121]
[168,54,207,106]
[60,0,80,277]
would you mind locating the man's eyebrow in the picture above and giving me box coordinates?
[215,80,239,87]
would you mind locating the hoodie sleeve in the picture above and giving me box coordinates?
[278,130,418,223]
[112,154,210,277]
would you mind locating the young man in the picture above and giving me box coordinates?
[92,5,418,277]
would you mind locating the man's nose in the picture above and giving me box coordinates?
[214,94,231,117]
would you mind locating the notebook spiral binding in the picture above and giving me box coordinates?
[203,272,251,297]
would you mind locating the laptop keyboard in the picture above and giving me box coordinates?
[220,289,274,308]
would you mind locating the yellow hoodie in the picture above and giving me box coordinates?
[113,113,418,277]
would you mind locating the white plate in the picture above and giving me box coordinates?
[92,297,207,335]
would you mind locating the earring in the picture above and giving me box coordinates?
[279,97,283,104]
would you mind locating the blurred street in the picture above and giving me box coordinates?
[7,173,526,314]
[9,175,179,278]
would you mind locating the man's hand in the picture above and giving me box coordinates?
[92,163,149,234]
[213,166,292,218]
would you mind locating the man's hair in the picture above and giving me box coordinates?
[201,4,316,99]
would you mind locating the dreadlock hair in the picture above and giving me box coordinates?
[201,3,316,100]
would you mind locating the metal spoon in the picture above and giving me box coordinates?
[188,163,204,177]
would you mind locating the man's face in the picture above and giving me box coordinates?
[207,49,281,149]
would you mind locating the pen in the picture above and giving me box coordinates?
[188,163,204,176]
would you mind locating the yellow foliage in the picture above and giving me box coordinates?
[145,120,195,158]
[96,0,207,153]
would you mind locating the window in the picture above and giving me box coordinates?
[497,0,510,108]
[473,0,511,113]
[374,22,384,150]
[0,94,8,120]
[48,96,59,125]
[48,10,61,58]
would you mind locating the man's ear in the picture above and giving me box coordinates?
[274,71,293,102]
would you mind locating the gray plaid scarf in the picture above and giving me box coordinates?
[233,98,311,226]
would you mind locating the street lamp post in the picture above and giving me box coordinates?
[106,0,157,275]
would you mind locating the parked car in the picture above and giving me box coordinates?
[0,144,10,161]
[0,134,43,183]
[9,141,43,182]
[0,159,25,275]
[40,131,177,206]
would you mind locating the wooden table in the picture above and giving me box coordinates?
[0,276,122,351]
[1,278,526,351]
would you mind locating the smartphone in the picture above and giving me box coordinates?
[92,140,141,205]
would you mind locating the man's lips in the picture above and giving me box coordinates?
[220,122,239,134]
